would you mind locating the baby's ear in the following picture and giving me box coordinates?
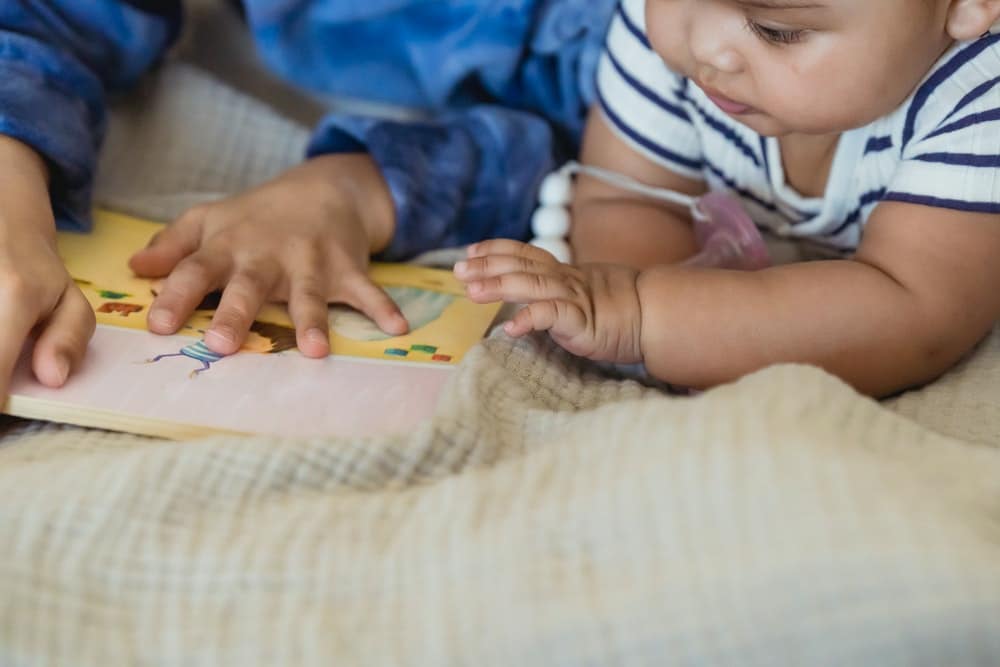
[946,0,1000,40]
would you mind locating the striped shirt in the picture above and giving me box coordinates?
[597,0,1000,252]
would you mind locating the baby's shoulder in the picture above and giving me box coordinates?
[895,34,1000,148]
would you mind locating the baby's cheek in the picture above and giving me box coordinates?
[644,5,689,73]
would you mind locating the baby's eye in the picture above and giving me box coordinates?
[745,19,805,45]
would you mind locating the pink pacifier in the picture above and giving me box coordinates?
[686,191,771,270]
[530,161,771,271]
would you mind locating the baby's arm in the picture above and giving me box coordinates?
[635,201,1000,396]
[458,200,1000,397]
[571,108,706,268]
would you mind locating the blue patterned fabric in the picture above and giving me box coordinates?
[0,0,616,258]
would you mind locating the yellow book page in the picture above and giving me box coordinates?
[58,210,500,364]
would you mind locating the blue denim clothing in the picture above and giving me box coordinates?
[0,0,616,259]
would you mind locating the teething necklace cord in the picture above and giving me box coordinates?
[558,161,703,216]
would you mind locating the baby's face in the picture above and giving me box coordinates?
[646,0,954,136]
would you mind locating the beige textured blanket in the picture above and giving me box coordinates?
[2,58,999,665]
[2,331,1000,665]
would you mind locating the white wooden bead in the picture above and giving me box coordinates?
[538,170,573,206]
[530,237,572,264]
[530,205,571,239]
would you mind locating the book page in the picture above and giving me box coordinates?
[4,211,500,438]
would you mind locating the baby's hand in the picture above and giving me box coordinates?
[128,155,408,357]
[454,240,643,364]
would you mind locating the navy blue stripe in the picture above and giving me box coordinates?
[678,88,762,168]
[942,75,1000,124]
[925,107,1000,140]
[597,89,703,173]
[826,188,887,237]
[606,49,691,124]
[863,135,893,155]
[759,137,771,179]
[914,152,1000,167]
[616,3,652,50]
[703,160,776,213]
[883,192,1000,214]
[903,33,1000,148]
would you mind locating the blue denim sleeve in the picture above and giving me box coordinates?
[0,1,181,230]
[302,0,616,259]
[308,107,559,261]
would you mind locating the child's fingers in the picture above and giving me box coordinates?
[31,286,96,388]
[128,207,205,278]
[286,272,331,358]
[465,271,577,304]
[204,263,280,355]
[147,253,229,335]
[0,291,48,400]
[339,273,409,337]
[466,239,559,265]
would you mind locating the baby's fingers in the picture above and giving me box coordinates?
[504,300,586,339]
[466,240,560,266]
[465,271,577,304]
[454,253,553,282]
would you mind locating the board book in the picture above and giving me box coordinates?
[3,211,501,439]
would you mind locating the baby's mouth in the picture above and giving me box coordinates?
[700,85,756,116]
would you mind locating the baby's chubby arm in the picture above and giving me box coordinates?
[458,200,1000,398]
[635,201,1000,396]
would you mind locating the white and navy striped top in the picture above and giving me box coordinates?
[597,0,1000,252]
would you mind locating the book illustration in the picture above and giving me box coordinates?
[145,321,298,377]
[147,340,224,378]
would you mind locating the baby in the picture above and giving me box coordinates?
[455,0,1000,398]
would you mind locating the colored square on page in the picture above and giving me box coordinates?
[410,345,438,354]
[384,348,409,357]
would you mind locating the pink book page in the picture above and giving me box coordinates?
[8,326,452,440]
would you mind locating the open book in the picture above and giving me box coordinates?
[4,211,501,439]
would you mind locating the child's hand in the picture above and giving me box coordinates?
[0,228,96,397]
[454,240,643,364]
[128,154,408,358]
[0,136,95,399]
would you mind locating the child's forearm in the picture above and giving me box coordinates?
[0,134,55,239]
[635,260,985,396]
